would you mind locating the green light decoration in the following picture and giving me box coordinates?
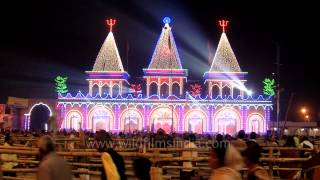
[55,76,68,94]
[263,78,276,96]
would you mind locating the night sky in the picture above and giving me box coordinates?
[1,0,319,121]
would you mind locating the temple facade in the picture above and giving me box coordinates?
[56,18,272,134]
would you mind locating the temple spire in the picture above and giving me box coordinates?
[209,20,241,72]
[147,17,183,70]
[92,18,124,72]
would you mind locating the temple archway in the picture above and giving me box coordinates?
[149,107,178,133]
[247,113,264,133]
[88,106,114,132]
[29,103,52,131]
[160,83,169,98]
[184,110,207,133]
[172,82,180,97]
[65,110,83,130]
[150,82,158,96]
[213,108,241,135]
[120,108,143,132]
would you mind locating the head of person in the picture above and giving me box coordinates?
[4,133,13,145]
[38,135,56,159]
[215,134,223,142]
[301,136,309,142]
[94,130,112,152]
[133,157,152,180]
[238,130,246,139]
[249,132,257,140]
[284,136,296,147]
[243,141,262,166]
[209,141,244,170]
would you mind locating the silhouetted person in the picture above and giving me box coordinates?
[37,135,72,180]
[133,157,152,180]
[243,141,270,180]
[95,130,127,180]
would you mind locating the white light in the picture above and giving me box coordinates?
[314,128,318,131]
[45,123,48,131]
[247,90,253,96]
[273,127,277,131]
[301,128,304,131]
[284,129,288,132]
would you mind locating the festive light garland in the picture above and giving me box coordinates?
[209,33,241,72]
[147,19,183,70]
[92,32,124,72]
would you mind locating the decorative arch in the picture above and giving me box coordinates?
[28,102,53,116]
[87,106,114,132]
[172,82,180,97]
[222,85,231,97]
[120,108,143,131]
[112,83,120,97]
[65,110,83,130]
[213,108,242,135]
[160,83,169,97]
[149,106,178,133]
[247,113,265,133]
[212,84,220,97]
[184,109,208,133]
[150,82,158,96]
[28,102,52,131]
[101,84,110,97]
[92,84,100,96]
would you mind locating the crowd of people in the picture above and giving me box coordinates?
[0,129,319,180]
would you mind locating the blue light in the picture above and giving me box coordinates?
[163,17,171,24]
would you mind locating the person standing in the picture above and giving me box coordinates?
[36,135,72,180]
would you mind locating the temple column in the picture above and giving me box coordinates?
[231,84,234,98]
[219,82,223,97]
[114,105,120,131]
[146,78,150,97]
[110,81,113,97]
[242,106,248,132]
[208,82,212,98]
[179,78,183,96]
[98,81,102,96]
[119,81,123,95]
[209,105,213,132]
[157,78,160,96]
[179,106,184,132]
[169,78,172,96]
[89,81,93,96]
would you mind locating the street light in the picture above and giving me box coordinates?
[301,107,307,114]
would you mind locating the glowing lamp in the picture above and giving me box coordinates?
[247,90,253,96]
[163,17,171,24]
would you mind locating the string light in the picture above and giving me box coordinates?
[209,33,241,72]
[92,32,124,72]
[148,20,183,70]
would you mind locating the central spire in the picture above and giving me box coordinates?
[209,20,241,73]
[147,17,183,70]
[92,18,124,72]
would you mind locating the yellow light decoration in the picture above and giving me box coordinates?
[92,32,124,72]
[209,32,242,72]
[148,23,183,70]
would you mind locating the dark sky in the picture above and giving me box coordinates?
[0,0,319,121]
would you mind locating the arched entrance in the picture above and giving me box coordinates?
[120,108,143,132]
[149,107,178,133]
[65,110,83,130]
[184,110,208,133]
[28,103,53,131]
[247,113,264,133]
[88,106,114,132]
[213,108,241,135]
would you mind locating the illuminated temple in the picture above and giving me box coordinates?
[57,18,273,134]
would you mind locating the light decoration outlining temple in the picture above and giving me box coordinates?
[55,18,272,134]
[209,20,241,73]
[147,17,183,70]
[92,18,124,72]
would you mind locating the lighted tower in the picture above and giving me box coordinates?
[144,17,188,97]
[204,20,248,98]
[86,19,129,97]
